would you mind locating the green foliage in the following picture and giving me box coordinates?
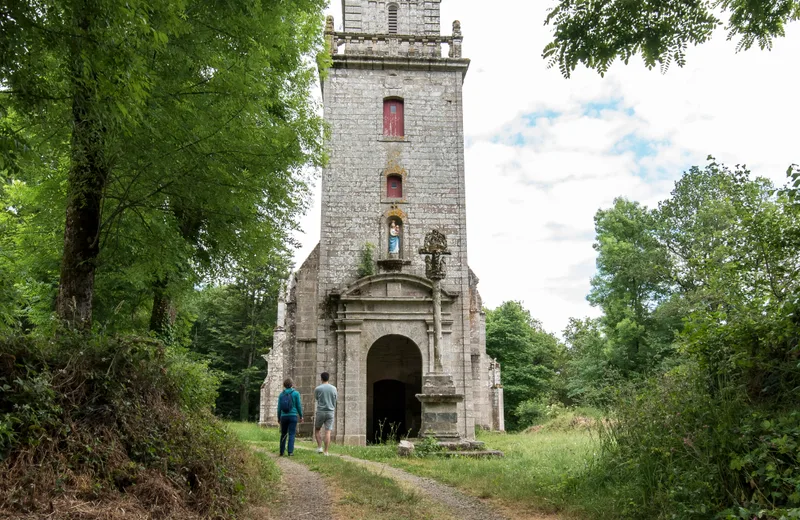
[1,0,327,328]
[575,159,800,518]
[0,332,270,517]
[595,366,800,519]
[189,263,286,421]
[589,198,679,378]
[414,435,445,458]
[562,317,621,408]
[357,242,376,278]
[485,301,565,430]
[544,0,800,77]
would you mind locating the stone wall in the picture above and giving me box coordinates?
[318,59,477,440]
[342,0,441,35]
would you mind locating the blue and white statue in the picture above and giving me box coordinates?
[389,221,400,255]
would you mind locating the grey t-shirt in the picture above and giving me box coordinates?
[314,383,338,412]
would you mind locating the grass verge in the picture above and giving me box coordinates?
[228,420,616,518]
[292,449,454,520]
[230,422,453,520]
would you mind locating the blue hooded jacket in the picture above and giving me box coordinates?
[277,388,303,420]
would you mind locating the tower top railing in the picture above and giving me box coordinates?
[325,16,464,59]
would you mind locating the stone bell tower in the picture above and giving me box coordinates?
[260,0,504,444]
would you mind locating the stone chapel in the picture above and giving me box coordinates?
[259,0,504,445]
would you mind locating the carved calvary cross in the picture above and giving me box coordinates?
[419,229,451,281]
[419,230,451,372]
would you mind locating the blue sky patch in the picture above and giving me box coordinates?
[614,133,664,158]
[522,110,561,126]
[582,98,634,117]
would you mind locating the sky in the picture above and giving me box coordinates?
[293,0,800,337]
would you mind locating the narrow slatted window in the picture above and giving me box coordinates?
[388,4,398,34]
[387,175,403,198]
[383,98,404,137]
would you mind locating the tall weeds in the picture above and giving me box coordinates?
[0,332,272,519]
[593,364,800,519]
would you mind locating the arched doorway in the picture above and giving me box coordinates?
[366,335,422,443]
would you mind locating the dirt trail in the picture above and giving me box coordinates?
[247,453,332,520]
[337,454,508,520]
[249,446,562,520]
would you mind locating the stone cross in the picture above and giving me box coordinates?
[419,230,450,373]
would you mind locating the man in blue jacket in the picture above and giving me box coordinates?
[277,377,303,456]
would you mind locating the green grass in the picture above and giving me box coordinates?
[224,421,281,444]
[317,429,612,518]
[383,431,600,517]
[227,421,618,519]
[290,449,454,520]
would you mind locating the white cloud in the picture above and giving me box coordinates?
[292,0,800,336]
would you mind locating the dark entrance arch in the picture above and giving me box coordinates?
[366,335,422,443]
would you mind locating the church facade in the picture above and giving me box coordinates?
[260,0,504,445]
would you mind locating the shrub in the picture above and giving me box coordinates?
[0,332,271,518]
[357,243,375,278]
[593,364,800,519]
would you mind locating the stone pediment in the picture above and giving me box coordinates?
[337,273,457,302]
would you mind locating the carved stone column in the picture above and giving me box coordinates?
[417,230,463,440]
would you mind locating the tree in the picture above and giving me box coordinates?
[561,317,619,407]
[588,198,677,376]
[654,161,800,398]
[1,0,326,329]
[189,260,286,421]
[586,160,800,518]
[485,301,563,430]
[543,0,800,77]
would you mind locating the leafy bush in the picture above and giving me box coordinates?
[516,399,548,427]
[357,242,376,278]
[0,332,271,518]
[414,435,444,458]
[594,364,800,519]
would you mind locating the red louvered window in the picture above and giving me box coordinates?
[387,175,403,198]
[383,99,404,137]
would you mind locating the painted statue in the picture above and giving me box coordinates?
[389,221,400,255]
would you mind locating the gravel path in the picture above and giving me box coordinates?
[271,455,332,518]
[337,454,508,520]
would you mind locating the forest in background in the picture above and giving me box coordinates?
[488,160,800,518]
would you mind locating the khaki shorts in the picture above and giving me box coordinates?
[315,411,335,431]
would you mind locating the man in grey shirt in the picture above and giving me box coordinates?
[314,372,337,455]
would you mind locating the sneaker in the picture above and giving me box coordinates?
[323,452,330,456]
[317,447,324,454]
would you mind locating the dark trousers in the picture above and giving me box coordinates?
[279,415,298,455]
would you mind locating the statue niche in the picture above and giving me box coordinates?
[377,210,410,272]
[389,218,401,257]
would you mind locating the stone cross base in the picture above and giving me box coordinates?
[416,373,463,440]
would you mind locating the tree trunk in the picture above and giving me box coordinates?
[56,5,108,328]
[149,278,176,336]
[239,349,254,421]
[148,205,201,335]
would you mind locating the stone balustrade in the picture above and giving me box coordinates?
[325,16,463,59]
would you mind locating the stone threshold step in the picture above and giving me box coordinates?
[435,450,504,458]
